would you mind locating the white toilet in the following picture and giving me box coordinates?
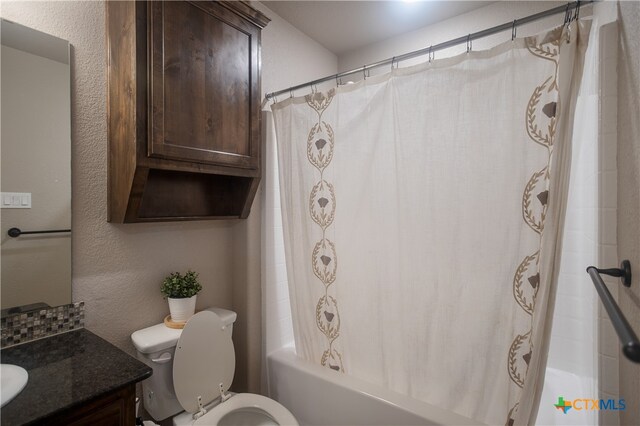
[131,308,298,425]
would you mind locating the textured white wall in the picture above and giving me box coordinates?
[258,3,338,97]
[617,2,640,424]
[0,0,336,395]
[0,2,237,354]
[0,3,336,390]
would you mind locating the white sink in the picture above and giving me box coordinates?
[0,364,28,407]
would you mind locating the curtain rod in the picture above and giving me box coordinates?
[265,0,593,100]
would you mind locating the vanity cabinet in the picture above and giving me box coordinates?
[0,329,151,426]
[44,385,135,426]
[107,1,269,222]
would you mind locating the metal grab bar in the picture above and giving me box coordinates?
[586,260,640,363]
[7,227,71,238]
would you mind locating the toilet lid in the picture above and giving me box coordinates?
[173,310,235,413]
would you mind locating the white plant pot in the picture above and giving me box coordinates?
[168,295,197,323]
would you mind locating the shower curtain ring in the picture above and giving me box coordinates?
[564,3,572,25]
[363,66,368,80]
[466,34,472,53]
[391,57,396,70]
[511,20,517,41]
[290,88,294,98]
[574,0,581,21]
[428,45,433,63]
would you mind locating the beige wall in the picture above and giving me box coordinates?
[0,0,336,395]
[231,1,337,393]
[1,44,71,309]
[0,1,236,357]
[338,1,565,73]
[617,2,640,424]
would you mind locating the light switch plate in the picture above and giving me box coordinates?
[1,192,31,209]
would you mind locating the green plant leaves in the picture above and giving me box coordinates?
[160,270,202,298]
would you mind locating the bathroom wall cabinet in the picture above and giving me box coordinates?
[106,1,269,222]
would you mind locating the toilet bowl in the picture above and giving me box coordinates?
[173,393,298,426]
[132,308,298,426]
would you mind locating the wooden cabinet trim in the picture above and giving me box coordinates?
[218,1,270,28]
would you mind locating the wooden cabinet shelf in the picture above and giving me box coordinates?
[107,1,269,223]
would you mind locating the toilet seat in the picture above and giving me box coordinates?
[172,311,298,426]
[173,311,235,415]
[193,394,298,426]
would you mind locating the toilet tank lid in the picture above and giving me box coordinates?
[131,323,182,354]
[205,307,237,327]
[131,307,237,354]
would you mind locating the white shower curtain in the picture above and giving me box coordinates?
[272,23,590,425]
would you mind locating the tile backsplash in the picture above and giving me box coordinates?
[1,302,84,348]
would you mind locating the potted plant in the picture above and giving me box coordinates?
[161,270,202,322]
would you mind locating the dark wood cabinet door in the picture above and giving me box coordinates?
[44,385,136,426]
[149,1,260,169]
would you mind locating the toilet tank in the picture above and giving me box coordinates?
[131,307,237,421]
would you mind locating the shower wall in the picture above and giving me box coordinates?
[594,21,622,426]
[616,2,640,424]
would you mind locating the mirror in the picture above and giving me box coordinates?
[1,19,71,316]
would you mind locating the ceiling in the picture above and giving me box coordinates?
[263,1,494,55]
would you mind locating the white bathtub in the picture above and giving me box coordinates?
[266,348,478,426]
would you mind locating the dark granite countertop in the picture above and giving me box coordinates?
[0,328,152,425]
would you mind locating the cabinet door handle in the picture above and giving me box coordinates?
[151,352,172,364]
